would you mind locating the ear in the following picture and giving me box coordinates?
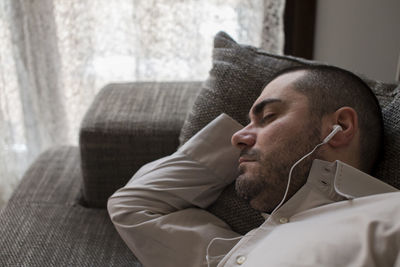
[326,107,358,148]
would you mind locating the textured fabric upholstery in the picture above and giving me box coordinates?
[374,85,400,186]
[0,146,141,266]
[80,82,200,208]
[181,31,400,235]
[8,146,82,205]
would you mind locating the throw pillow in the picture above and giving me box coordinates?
[179,31,400,235]
[374,85,400,187]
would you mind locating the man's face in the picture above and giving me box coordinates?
[231,71,322,212]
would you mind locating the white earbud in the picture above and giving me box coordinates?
[323,124,343,144]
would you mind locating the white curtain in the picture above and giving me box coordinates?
[0,0,284,208]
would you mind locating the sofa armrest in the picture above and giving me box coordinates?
[79,82,201,208]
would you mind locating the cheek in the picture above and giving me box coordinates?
[256,121,299,148]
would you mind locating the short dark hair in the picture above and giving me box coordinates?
[271,65,384,173]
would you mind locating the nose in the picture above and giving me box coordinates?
[231,126,256,149]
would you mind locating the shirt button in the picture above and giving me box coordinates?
[279,217,289,224]
[236,255,246,265]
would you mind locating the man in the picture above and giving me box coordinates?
[108,65,400,267]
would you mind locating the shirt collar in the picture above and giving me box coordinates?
[309,159,398,200]
[266,159,398,221]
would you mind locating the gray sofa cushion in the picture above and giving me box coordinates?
[374,85,400,186]
[79,82,200,208]
[180,31,400,235]
[0,146,141,266]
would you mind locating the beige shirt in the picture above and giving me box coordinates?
[108,114,400,267]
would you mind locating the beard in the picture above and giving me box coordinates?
[235,122,321,212]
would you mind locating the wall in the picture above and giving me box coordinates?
[313,0,400,83]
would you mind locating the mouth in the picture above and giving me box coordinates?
[238,157,256,164]
[239,149,259,164]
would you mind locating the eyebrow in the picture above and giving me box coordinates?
[250,98,282,118]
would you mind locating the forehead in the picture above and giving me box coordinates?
[252,71,307,108]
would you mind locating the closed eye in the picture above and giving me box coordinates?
[260,113,276,124]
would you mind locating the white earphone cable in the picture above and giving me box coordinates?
[205,141,326,266]
[206,236,242,267]
[271,141,325,214]
[205,125,341,265]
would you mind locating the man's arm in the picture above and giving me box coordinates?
[108,114,243,267]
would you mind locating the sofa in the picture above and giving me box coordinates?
[1,32,399,266]
[0,81,202,266]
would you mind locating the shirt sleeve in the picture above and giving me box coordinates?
[107,114,243,267]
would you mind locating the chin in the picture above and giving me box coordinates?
[238,163,259,177]
[235,173,264,202]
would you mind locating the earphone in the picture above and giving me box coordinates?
[205,124,343,266]
[323,124,343,144]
